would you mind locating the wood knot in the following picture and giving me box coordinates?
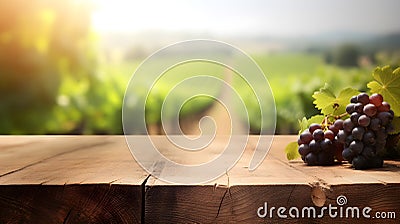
[311,186,326,207]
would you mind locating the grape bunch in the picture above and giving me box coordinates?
[297,121,343,166]
[338,93,394,169]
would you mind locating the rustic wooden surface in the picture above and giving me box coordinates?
[0,135,399,223]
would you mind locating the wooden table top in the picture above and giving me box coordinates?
[0,135,399,223]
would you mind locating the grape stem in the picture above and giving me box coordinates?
[321,112,348,129]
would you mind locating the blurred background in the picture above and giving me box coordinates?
[1,0,400,134]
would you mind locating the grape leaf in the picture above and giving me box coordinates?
[298,117,308,134]
[298,115,325,134]
[367,66,400,115]
[285,141,300,160]
[312,83,359,116]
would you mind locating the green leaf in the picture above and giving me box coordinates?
[312,83,359,116]
[389,116,400,135]
[298,115,325,134]
[367,66,400,115]
[298,117,308,134]
[285,141,300,160]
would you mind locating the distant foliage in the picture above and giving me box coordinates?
[0,0,98,134]
[328,43,361,67]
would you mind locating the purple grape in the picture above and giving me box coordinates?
[369,118,381,131]
[342,148,354,161]
[357,93,370,105]
[352,126,365,141]
[362,130,375,145]
[362,146,376,159]
[309,140,320,153]
[329,125,339,135]
[299,130,313,145]
[346,103,356,114]
[309,123,322,134]
[369,93,383,107]
[312,129,324,141]
[377,112,392,126]
[378,102,390,112]
[350,95,358,103]
[354,103,364,113]
[298,144,310,156]
[358,115,370,127]
[334,119,344,130]
[321,138,333,151]
[352,156,369,170]
[350,112,361,125]
[343,118,354,133]
[324,130,335,141]
[349,140,363,154]
[363,104,377,117]
[305,153,318,166]
[336,130,347,144]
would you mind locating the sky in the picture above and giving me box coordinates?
[92,0,400,37]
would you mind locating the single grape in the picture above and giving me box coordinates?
[362,130,375,145]
[352,156,369,170]
[297,138,304,145]
[350,95,358,103]
[342,148,354,161]
[363,104,377,117]
[354,103,364,113]
[378,101,390,112]
[358,115,370,127]
[336,130,347,144]
[313,129,324,141]
[361,146,376,159]
[298,144,310,156]
[299,130,313,145]
[352,126,365,141]
[357,93,370,105]
[309,140,320,153]
[349,140,363,154]
[334,119,344,130]
[369,93,383,107]
[346,103,356,114]
[321,138,333,151]
[324,130,335,141]
[329,125,339,135]
[305,153,318,166]
[351,112,361,125]
[309,123,322,134]
[369,118,381,131]
[343,118,354,133]
[377,112,392,126]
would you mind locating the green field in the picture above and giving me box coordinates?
[56,52,372,134]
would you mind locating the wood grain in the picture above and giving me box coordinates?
[0,135,399,223]
[0,136,147,223]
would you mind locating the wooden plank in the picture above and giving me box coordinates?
[0,136,399,223]
[0,136,148,184]
[0,184,141,224]
[145,135,400,223]
[0,136,147,223]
